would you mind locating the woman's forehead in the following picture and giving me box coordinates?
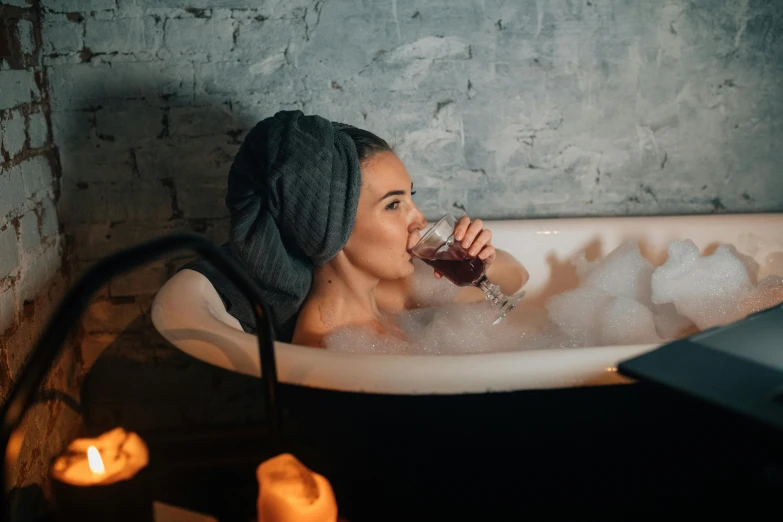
[362,152,411,193]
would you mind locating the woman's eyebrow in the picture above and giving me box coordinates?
[378,190,407,201]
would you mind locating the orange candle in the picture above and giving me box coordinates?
[256,453,338,522]
[49,427,152,522]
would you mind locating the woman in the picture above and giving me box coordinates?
[194,110,528,347]
[291,127,529,347]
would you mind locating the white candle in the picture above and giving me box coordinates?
[256,453,338,522]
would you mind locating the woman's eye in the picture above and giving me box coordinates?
[385,200,400,210]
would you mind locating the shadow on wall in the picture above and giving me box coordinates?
[51,77,275,434]
[54,82,265,272]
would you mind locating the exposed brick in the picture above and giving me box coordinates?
[85,16,162,55]
[82,299,142,333]
[94,102,163,144]
[18,240,61,302]
[40,0,116,11]
[0,225,20,279]
[48,62,194,110]
[80,332,118,369]
[42,15,84,55]
[0,69,38,109]
[168,105,237,137]
[0,164,26,221]
[1,109,26,158]
[27,109,48,148]
[18,209,40,253]
[162,17,233,57]
[109,261,167,297]
[15,19,36,59]
[0,286,16,335]
[21,155,52,200]
[5,317,33,381]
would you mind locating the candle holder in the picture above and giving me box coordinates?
[0,234,281,522]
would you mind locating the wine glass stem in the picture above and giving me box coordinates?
[478,277,506,306]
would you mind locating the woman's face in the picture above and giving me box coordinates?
[342,151,427,280]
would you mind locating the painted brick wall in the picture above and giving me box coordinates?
[40,0,783,340]
[34,0,783,440]
[0,1,82,519]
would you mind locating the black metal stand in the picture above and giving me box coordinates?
[0,233,281,522]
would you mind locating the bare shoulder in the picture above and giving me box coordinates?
[291,301,329,348]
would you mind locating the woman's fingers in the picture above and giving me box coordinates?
[433,270,443,279]
[460,219,485,249]
[454,216,472,241]
[477,244,496,263]
[467,227,491,256]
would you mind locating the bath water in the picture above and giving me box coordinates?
[324,240,783,355]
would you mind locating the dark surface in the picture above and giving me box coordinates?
[619,304,783,432]
[109,381,783,522]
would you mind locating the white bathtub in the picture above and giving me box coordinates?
[151,213,783,394]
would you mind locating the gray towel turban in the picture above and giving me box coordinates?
[225,110,362,341]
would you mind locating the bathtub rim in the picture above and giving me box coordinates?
[151,212,783,395]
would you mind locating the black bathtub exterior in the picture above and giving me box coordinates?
[281,381,783,521]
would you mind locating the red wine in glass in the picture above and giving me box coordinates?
[422,257,486,287]
[409,214,524,325]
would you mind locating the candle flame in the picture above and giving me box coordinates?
[87,446,105,474]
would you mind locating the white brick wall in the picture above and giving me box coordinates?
[0,226,21,280]
[161,17,233,58]
[48,61,194,109]
[0,7,81,519]
[16,19,37,57]
[0,164,26,221]
[84,16,162,55]
[27,108,48,148]
[42,14,83,55]
[1,110,27,157]
[0,69,39,109]
[41,0,116,12]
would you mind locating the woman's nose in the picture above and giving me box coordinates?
[409,206,427,232]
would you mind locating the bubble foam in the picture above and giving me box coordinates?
[324,239,783,355]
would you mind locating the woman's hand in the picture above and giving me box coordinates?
[434,216,496,279]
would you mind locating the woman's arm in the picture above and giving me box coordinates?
[485,248,529,295]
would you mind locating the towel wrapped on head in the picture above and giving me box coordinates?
[181,110,362,342]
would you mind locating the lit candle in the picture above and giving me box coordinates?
[256,453,338,522]
[49,427,153,522]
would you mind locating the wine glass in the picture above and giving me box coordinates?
[409,214,524,324]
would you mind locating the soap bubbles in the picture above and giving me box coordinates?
[324,239,783,355]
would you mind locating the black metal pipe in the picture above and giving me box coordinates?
[0,233,281,520]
